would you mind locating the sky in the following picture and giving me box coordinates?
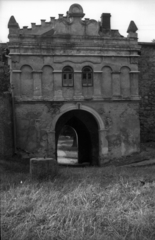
[0,0,155,43]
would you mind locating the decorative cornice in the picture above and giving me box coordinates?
[32,70,43,73]
[13,70,21,73]
[9,53,140,57]
[129,71,140,73]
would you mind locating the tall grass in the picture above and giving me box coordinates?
[1,160,155,240]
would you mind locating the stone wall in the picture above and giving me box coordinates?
[15,101,140,162]
[138,43,155,142]
[6,4,141,161]
[0,46,13,158]
[0,92,13,158]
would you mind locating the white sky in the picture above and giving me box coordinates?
[0,0,155,43]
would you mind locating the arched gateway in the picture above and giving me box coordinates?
[53,104,108,166]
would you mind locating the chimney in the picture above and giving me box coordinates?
[59,14,63,19]
[101,13,111,30]
[41,19,46,26]
[31,23,36,29]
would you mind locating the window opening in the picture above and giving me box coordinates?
[82,66,93,87]
[62,66,74,87]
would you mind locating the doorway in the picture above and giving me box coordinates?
[55,110,99,165]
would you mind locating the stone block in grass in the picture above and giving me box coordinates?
[30,158,58,179]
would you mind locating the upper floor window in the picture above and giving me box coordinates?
[82,66,93,87]
[62,66,74,87]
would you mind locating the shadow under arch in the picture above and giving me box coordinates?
[55,109,100,165]
[53,104,105,131]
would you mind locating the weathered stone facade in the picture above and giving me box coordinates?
[7,4,141,164]
[138,43,155,142]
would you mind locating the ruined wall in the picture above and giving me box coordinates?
[139,43,155,142]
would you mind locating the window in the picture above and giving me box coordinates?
[62,66,74,87]
[82,66,93,87]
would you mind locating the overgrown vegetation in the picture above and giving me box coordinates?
[1,159,155,240]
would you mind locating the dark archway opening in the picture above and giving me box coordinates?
[55,110,99,166]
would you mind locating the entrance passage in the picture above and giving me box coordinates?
[55,110,99,165]
[57,125,78,165]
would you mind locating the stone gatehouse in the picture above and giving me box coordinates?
[7,3,140,165]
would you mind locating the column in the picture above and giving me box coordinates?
[130,71,140,100]
[99,129,109,165]
[33,70,42,99]
[53,71,64,101]
[93,72,102,100]
[74,72,84,100]
[112,72,121,98]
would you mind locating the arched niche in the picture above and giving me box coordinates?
[21,65,33,98]
[102,66,112,98]
[42,65,54,99]
[120,66,131,98]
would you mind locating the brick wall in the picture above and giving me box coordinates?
[138,43,155,142]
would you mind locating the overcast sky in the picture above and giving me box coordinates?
[0,0,155,43]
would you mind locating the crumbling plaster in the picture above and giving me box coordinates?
[15,101,139,162]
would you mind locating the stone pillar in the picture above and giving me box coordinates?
[93,72,102,99]
[112,72,121,97]
[53,71,64,100]
[130,71,139,99]
[74,72,84,100]
[99,129,108,164]
[33,71,42,99]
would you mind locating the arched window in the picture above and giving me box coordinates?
[62,66,74,87]
[82,66,93,87]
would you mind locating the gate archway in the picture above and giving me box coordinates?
[55,110,99,165]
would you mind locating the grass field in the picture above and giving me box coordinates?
[1,159,155,240]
